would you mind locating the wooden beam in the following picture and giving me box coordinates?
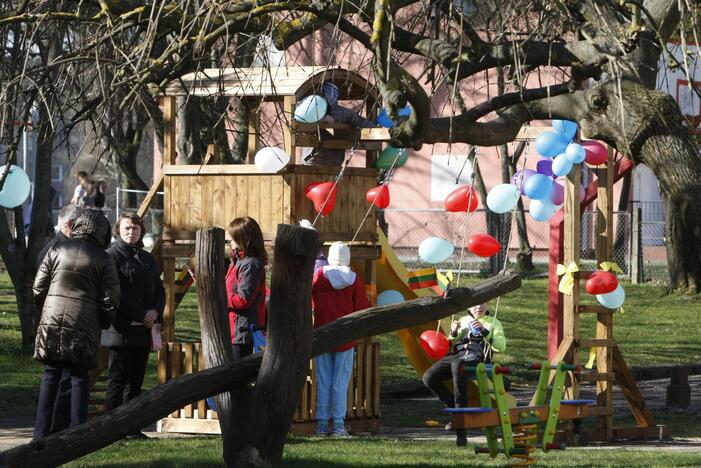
[563,164,581,400]
[283,96,296,158]
[162,257,176,343]
[137,173,164,219]
[163,96,177,165]
[612,345,657,427]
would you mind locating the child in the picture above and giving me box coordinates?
[312,241,370,437]
[226,216,268,359]
[421,303,506,446]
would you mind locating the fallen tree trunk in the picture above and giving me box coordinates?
[0,273,521,468]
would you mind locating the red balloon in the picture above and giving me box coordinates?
[419,330,450,360]
[585,270,619,295]
[444,185,479,213]
[366,185,390,209]
[582,141,609,166]
[305,181,337,215]
[467,233,500,257]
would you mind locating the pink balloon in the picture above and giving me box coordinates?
[582,141,608,165]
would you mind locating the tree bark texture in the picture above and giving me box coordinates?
[231,224,320,467]
[0,273,521,468]
[194,228,237,460]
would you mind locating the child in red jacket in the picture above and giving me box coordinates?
[312,241,370,437]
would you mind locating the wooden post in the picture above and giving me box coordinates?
[562,164,581,399]
[161,257,176,343]
[283,96,297,161]
[247,102,261,164]
[631,207,643,284]
[162,96,177,165]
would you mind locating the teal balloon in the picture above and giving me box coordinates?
[535,131,569,158]
[418,237,454,264]
[523,174,552,200]
[564,143,586,164]
[552,120,578,141]
[294,95,327,123]
[486,184,519,214]
[376,146,408,169]
[0,165,31,208]
[596,284,625,309]
[377,290,405,306]
[529,199,557,222]
[552,154,573,177]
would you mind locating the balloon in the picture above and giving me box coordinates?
[254,147,290,173]
[444,185,478,213]
[0,165,31,209]
[419,330,450,360]
[564,143,586,164]
[536,159,554,178]
[582,140,609,165]
[366,185,390,209]
[305,181,337,215]
[376,105,412,128]
[419,237,454,264]
[376,146,409,169]
[487,184,520,213]
[535,131,569,158]
[552,154,573,177]
[467,233,500,257]
[586,271,619,295]
[512,169,536,195]
[596,284,625,309]
[550,182,565,206]
[206,397,217,412]
[552,120,578,141]
[294,95,327,123]
[530,199,557,222]
[377,289,404,306]
[523,174,553,200]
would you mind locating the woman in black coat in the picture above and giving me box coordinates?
[33,209,120,438]
[105,213,164,411]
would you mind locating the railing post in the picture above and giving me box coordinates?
[631,207,642,284]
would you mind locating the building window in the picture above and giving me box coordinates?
[51,164,63,183]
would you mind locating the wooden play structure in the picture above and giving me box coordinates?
[135,66,392,434]
[448,361,593,465]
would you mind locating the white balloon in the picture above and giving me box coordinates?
[254,147,290,173]
[0,165,31,208]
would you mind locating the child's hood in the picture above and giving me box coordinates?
[322,265,356,290]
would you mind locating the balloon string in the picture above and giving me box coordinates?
[454,148,480,287]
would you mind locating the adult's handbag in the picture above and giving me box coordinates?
[150,323,163,352]
[101,325,124,347]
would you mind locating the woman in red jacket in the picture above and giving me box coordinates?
[226,217,267,359]
[312,242,370,437]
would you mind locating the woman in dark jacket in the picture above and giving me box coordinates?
[105,213,164,411]
[33,209,120,438]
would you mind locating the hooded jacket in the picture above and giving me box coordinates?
[311,265,370,352]
[226,250,266,346]
[107,237,165,348]
[33,209,120,368]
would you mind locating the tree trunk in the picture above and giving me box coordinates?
[231,224,320,467]
[613,172,631,271]
[0,273,521,468]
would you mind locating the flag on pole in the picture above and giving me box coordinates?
[407,267,438,290]
[437,270,454,293]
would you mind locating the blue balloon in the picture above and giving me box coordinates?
[596,284,625,309]
[294,95,327,123]
[523,174,553,200]
[552,154,573,177]
[535,131,570,158]
[376,105,412,128]
[419,237,454,264]
[206,397,217,411]
[564,143,586,164]
[377,289,405,306]
[0,165,31,209]
[530,199,557,222]
[552,120,578,141]
[486,184,520,214]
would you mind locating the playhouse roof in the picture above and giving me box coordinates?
[164,66,378,101]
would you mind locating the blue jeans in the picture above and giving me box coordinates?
[314,349,354,427]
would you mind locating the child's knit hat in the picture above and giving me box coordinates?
[327,241,350,267]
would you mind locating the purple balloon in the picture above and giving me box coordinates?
[536,159,554,178]
[512,169,536,195]
[549,182,587,206]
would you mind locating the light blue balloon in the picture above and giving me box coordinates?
[486,184,520,214]
[377,289,405,306]
[535,131,569,158]
[530,199,557,222]
[552,120,578,141]
[0,165,31,209]
[596,284,625,309]
[418,237,454,264]
[564,143,586,164]
[552,154,573,177]
[294,95,327,123]
[523,174,553,200]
